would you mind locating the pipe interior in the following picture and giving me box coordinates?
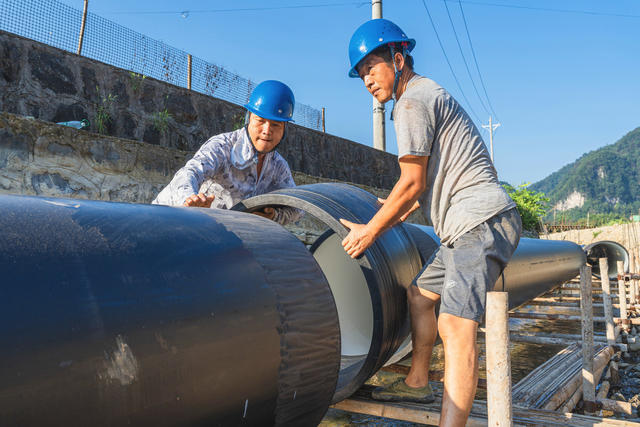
[311,232,373,358]
[586,241,629,278]
[254,205,415,392]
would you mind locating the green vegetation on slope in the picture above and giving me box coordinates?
[503,183,549,232]
[530,127,640,223]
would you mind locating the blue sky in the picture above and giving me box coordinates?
[53,0,640,186]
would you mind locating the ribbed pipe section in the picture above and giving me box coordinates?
[234,183,423,403]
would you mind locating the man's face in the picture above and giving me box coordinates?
[357,54,396,103]
[247,113,285,153]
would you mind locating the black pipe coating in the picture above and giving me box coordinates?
[0,194,339,426]
[234,183,424,402]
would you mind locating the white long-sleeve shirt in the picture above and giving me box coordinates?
[153,127,302,225]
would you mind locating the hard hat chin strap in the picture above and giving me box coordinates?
[389,42,408,121]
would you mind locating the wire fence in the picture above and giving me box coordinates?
[0,0,324,131]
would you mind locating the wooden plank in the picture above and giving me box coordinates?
[331,395,640,427]
[509,312,607,322]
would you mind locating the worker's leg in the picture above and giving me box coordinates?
[438,313,478,427]
[404,285,439,388]
[372,248,445,403]
[434,207,522,426]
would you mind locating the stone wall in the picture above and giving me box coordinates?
[0,30,400,190]
[0,111,427,243]
[0,112,188,203]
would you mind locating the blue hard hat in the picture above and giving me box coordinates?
[348,19,416,78]
[244,80,295,122]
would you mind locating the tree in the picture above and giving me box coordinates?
[503,183,550,232]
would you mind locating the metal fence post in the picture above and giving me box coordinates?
[77,0,89,55]
[322,108,326,133]
[187,54,192,90]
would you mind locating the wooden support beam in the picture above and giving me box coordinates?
[617,261,629,330]
[485,292,513,426]
[600,258,616,346]
[581,265,596,409]
[597,398,634,415]
[505,333,627,351]
[509,312,606,322]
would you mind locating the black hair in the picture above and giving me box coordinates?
[368,45,414,70]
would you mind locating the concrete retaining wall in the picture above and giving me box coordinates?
[0,30,400,190]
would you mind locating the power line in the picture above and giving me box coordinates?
[449,1,640,20]
[96,2,369,15]
[420,0,482,124]
[457,0,500,121]
[441,0,491,117]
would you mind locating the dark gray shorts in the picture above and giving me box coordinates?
[414,208,522,322]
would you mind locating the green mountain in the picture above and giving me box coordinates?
[530,127,640,223]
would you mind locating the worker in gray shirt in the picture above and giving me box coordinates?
[341,19,521,426]
[153,80,301,225]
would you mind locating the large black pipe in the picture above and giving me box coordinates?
[234,183,423,403]
[0,194,340,426]
[405,224,587,309]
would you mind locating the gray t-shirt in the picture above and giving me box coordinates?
[394,75,515,245]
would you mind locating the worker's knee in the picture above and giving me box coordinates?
[438,313,478,346]
[407,285,439,312]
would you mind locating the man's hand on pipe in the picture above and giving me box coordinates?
[252,207,276,220]
[339,219,377,259]
[183,193,215,208]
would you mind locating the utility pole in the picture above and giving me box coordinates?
[482,116,501,163]
[372,0,385,151]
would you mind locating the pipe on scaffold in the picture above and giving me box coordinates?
[584,240,629,279]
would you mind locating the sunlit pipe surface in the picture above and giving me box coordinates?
[0,194,340,427]
[584,240,629,279]
[381,224,587,362]
[235,183,423,403]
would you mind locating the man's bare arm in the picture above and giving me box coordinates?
[340,155,428,258]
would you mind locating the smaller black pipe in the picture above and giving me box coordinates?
[584,240,629,279]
